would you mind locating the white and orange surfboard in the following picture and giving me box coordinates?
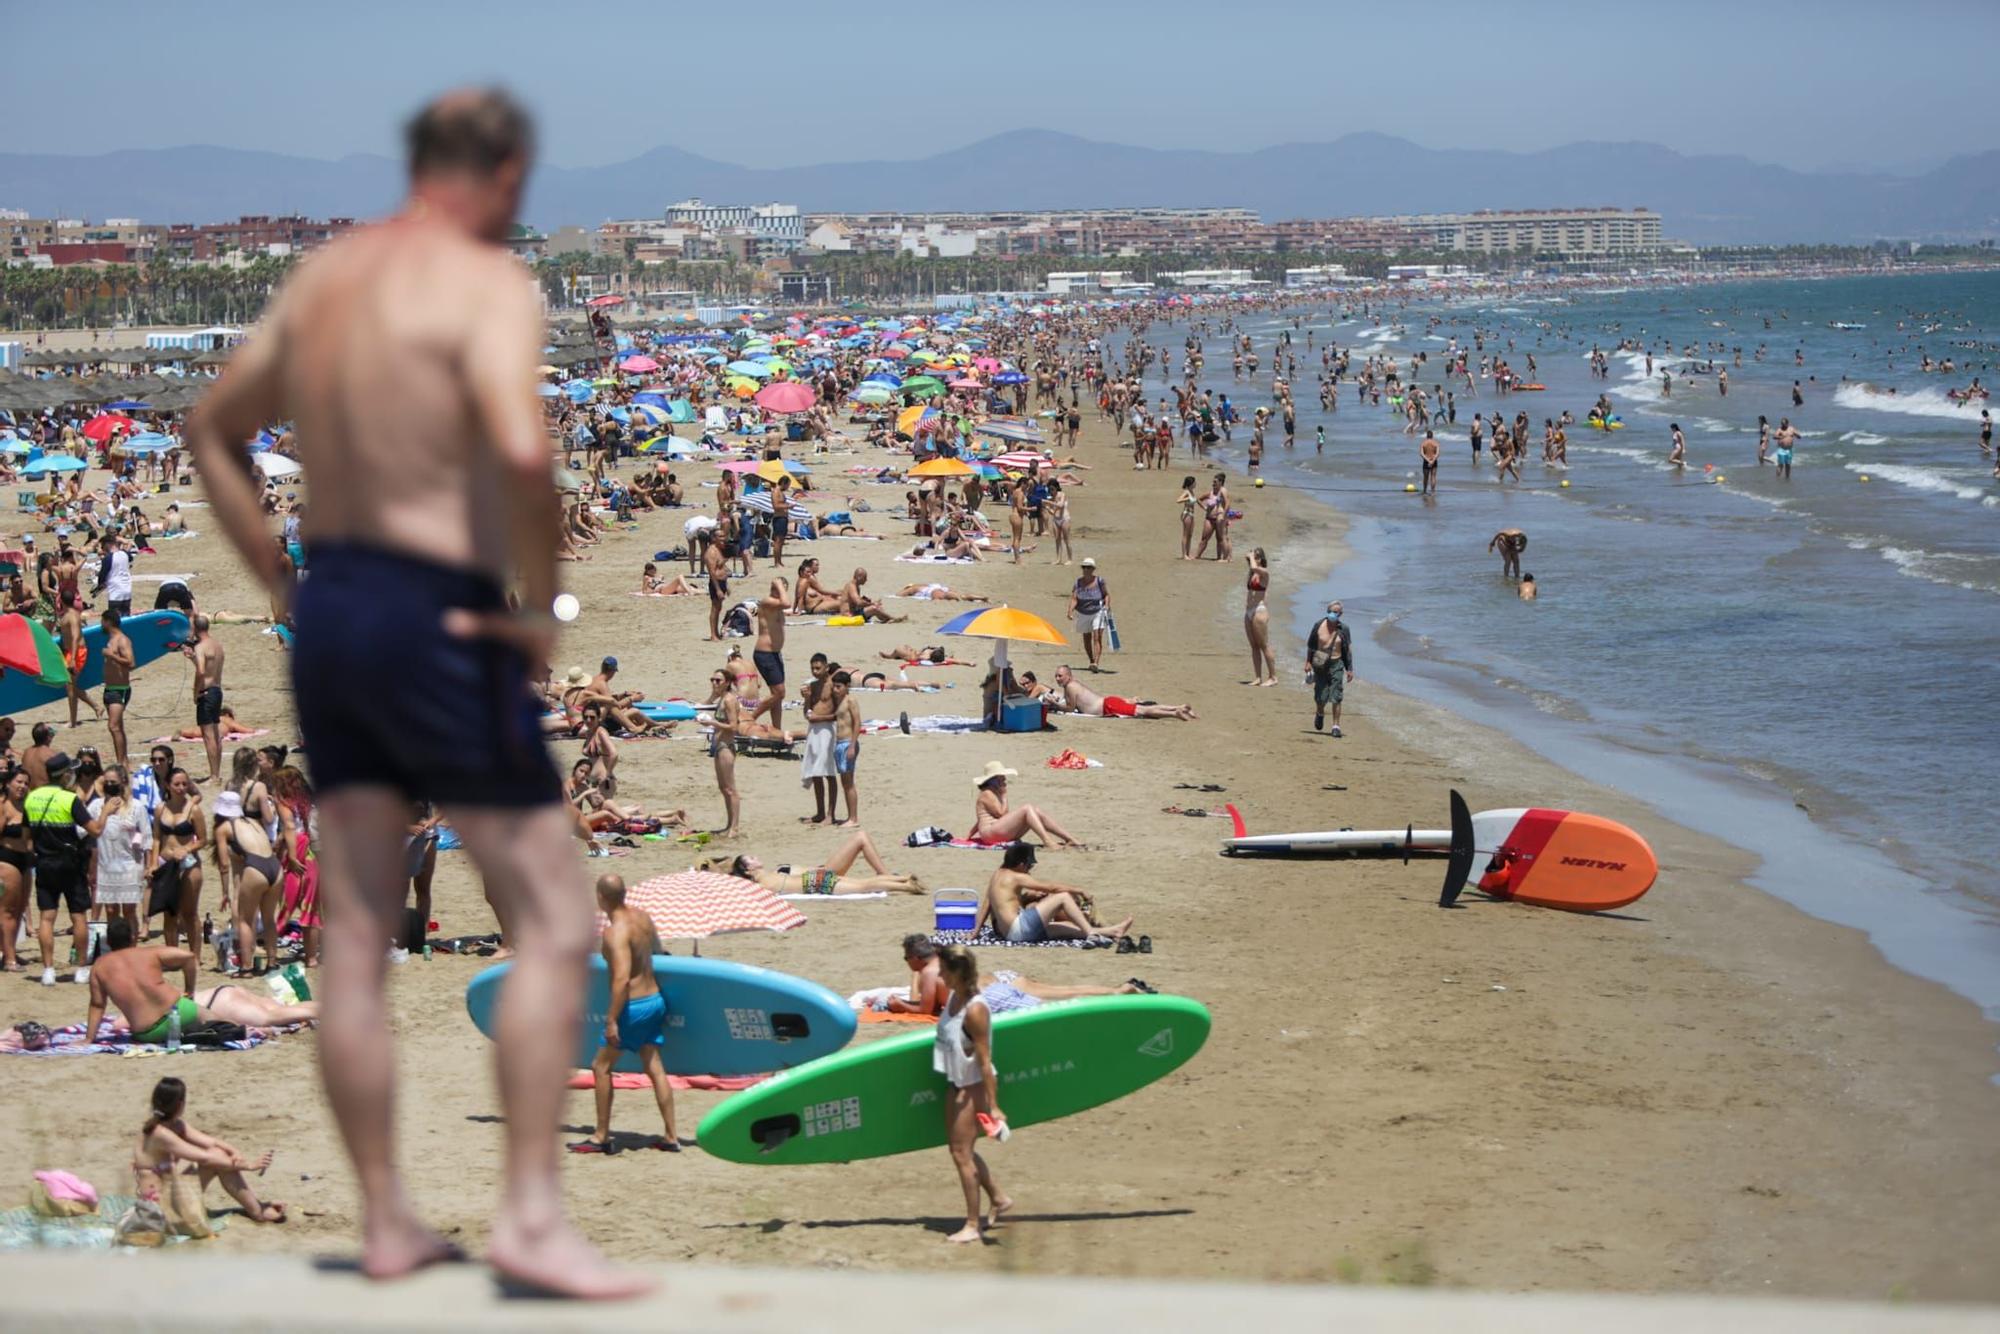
[1222,791,1657,913]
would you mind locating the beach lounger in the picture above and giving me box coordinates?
[735,735,800,760]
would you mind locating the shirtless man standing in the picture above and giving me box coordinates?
[100,607,136,772]
[183,614,225,782]
[1419,429,1440,495]
[186,89,646,1297]
[1488,528,1527,580]
[1773,417,1799,480]
[702,528,731,641]
[830,670,862,827]
[575,874,678,1156]
[58,594,102,730]
[87,917,319,1041]
[1043,663,1197,720]
[751,577,787,728]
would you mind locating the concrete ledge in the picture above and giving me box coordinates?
[0,1253,1994,1332]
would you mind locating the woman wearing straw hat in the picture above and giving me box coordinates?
[970,762,1081,849]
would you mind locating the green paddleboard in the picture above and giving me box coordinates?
[697,995,1210,1165]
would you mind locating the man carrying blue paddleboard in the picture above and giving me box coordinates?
[572,874,679,1156]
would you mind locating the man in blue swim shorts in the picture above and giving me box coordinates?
[574,874,678,1157]
[187,88,648,1299]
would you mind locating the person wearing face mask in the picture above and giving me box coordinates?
[1306,601,1355,737]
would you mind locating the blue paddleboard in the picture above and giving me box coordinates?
[636,700,698,722]
[0,610,190,715]
[464,954,855,1075]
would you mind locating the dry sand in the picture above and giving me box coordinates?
[3,408,1997,1299]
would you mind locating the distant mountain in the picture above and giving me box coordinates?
[5,132,1996,245]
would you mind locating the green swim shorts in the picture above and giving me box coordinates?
[134,996,198,1044]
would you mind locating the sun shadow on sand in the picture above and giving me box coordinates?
[706,1208,1194,1237]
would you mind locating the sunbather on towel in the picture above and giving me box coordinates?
[972,762,1080,848]
[880,934,1151,1014]
[878,645,972,666]
[975,843,1130,945]
[88,918,318,1041]
[638,562,696,596]
[719,829,926,897]
[897,583,989,602]
[1028,664,1198,721]
[564,761,686,832]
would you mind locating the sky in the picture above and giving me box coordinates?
[9,0,1998,174]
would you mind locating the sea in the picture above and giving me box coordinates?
[1115,270,2000,1026]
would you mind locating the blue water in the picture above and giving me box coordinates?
[1117,271,2000,1021]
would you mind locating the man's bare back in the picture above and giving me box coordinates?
[247,223,539,581]
[88,944,186,1030]
[602,904,661,999]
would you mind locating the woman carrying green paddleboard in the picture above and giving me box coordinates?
[935,944,1013,1244]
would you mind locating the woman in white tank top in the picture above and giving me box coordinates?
[933,944,1012,1244]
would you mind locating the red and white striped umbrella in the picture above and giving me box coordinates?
[992,450,1052,471]
[599,870,805,943]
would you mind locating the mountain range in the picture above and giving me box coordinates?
[5,130,1996,246]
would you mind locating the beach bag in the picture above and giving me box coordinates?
[161,1170,213,1239]
[29,1171,98,1218]
[113,1197,167,1247]
[905,826,955,848]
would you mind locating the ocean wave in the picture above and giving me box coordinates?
[1838,430,1890,445]
[1844,461,1999,505]
[1691,416,1738,434]
[1831,383,1990,420]
[1849,541,2000,595]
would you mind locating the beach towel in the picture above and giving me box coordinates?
[894,554,977,565]
[0,1020,278,1056]
[929,927,1108,950]
[778,891,888,902]
[872,714,987,735]
[0,1193,220,1252]
[1046,749,1103,770]
[859,1010,939,1024]
[563,1072,762,1092]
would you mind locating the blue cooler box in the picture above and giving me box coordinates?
[997,696,1043,733]
[934,891,979,933]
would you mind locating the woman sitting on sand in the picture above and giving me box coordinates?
[134,1076,286,1226]
[718,829,926,896]
[970,762,1082,849]
[563,759,685,832]
[638,562,696,596]
[790,559,844,614]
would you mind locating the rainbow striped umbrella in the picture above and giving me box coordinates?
[0,614,71,687]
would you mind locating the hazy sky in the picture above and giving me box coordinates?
[10,0,1996,173]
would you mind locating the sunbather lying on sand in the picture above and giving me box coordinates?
[878,934,1152,1014]
[717,829,926,896]
[1023,665,1198,721]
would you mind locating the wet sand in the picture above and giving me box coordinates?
[2,406,1997,1298]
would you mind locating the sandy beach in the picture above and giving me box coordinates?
[2,389,1998,1301]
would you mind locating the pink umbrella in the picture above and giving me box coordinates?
[618,355,660,373]
[993,451,1053,470]
[948,377,983,391]
[973,357,1002,373]
[587,294,627,309]
[877,346,910,360]
[599,869,805,945]
[754,381,816,415]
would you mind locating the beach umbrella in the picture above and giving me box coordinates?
[23,455,86,477]
[902,376,945,399]
[536,383,561,398]
[617,354,659,374]
[896,405,937,435]
[253,453,303,480]
[908,457,975,479]
[877,346,910,361]
[725,360,773,379]
[848,384,896,406]
[992,451,1052,471]
[972,358,1002,374]
[936,604,1068,676]
[606,870,805,946]
[0,614,70,688]
[948,378,983,391]
[104,398,151,411]
[636,434,697,458]
[993,370,1028,385]
[81,413,136,443]
[114,432,174,455]
[753,381,815,415]
[736,488,813,518]
[629,403,670,426]
[587,294,626,309]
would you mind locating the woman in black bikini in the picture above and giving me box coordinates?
[149,768,207,953]
[0,768,32,972]
[216,752,282,976]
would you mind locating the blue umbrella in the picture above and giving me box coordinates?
[105,398,151,411]
[117,433,174,454]
[993,371,1028,385]
[536,383,561,398]
[667,400,697,423]
[23,455,87,476]
[725,360,773,379]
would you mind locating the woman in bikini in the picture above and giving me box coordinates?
[1177,475,1199,560]
[971,766,1082,849]
[1006,478,1026,565]
[149,767,207,952]
[933,944,1011,1245]
[1045,480,1073,566]
[216,751,281,976]
[1244,546,1276,686]
[272,766,320,970]
[723,829,927,896]
[564,758,687,833]
[134,1076,287,1226]
[0,768,32,972]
